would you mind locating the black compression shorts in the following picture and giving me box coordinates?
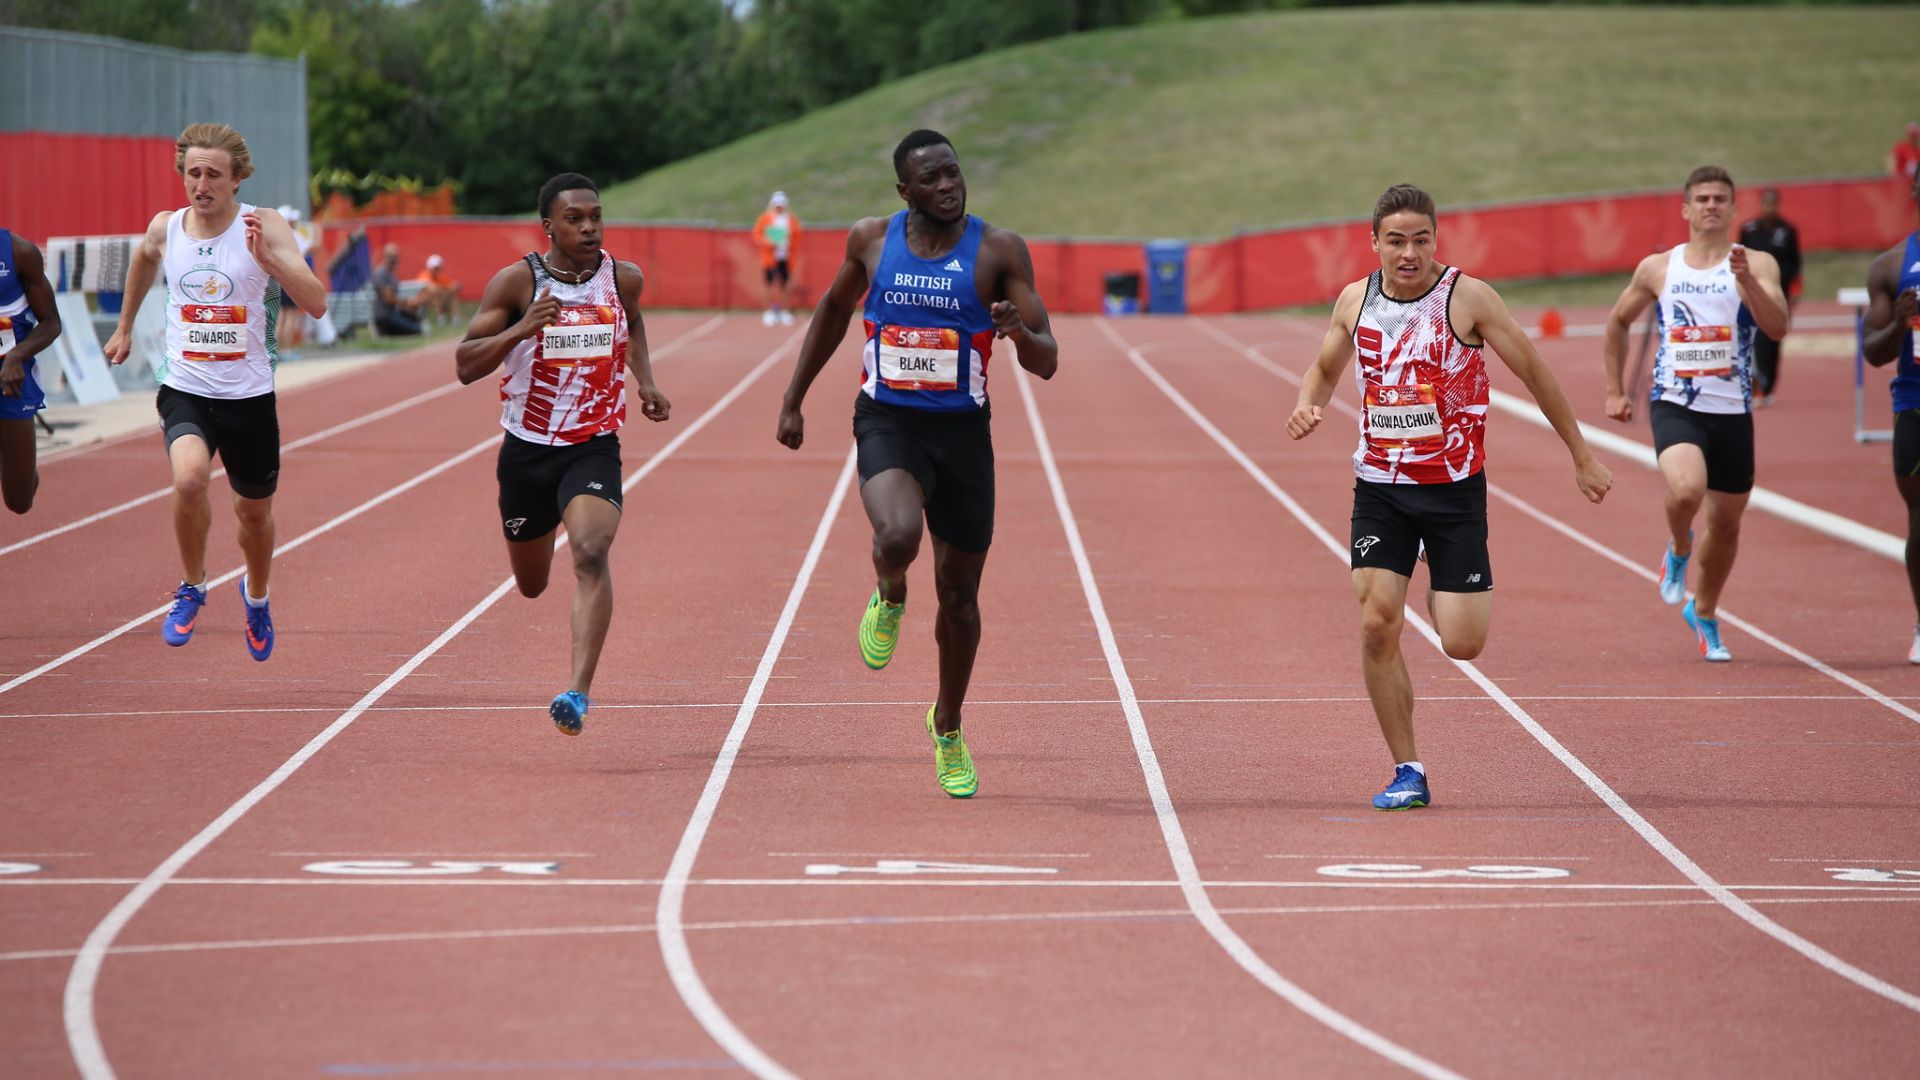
[853,394,994,553]
[496,431,623,542]
[1349,471,1492,592]
[1649,401,1754,494]
[155,385,281,499]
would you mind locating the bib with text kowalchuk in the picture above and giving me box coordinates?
[1351,266,1488,485]
[860,212,995,412]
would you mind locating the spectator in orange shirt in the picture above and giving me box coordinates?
[1892,123,1920,182]
[752,191,800,326]
[414,253,460,324]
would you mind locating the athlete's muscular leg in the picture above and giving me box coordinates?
[168,436,215,583]
[1426,589,1492,661]
[232,494,275,596]
[861,468,925,604]
[1898,476,1920,622]
[561,493,622,697]
[930,537,986,737]
[506,531,558,598]
[1692,490,1749,620]
[1658,443,1708,558]
[1354,567,1417,764]
[0,418,37,514]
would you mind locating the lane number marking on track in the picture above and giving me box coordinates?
[803,860,1060,878]
[1825,868,1920,883]
[1317,863,1573,881]
[0,862,45,876]
[302,860,561,877]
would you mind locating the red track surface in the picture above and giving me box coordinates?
[3,312,1918,1078]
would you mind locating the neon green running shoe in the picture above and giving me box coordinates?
[925,705,978,798]
[859,589,904,670]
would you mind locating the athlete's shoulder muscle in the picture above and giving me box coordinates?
[1867,246,1903,297]
[139,210,173,258]
[1332,278,1367,332]
[844,216,891,269]
[476,260,534,319]
[616,259,645,302]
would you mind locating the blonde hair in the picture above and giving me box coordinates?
[175,123,255,181]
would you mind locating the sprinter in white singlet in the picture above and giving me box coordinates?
[456,173,671,736]
[106,123,328,662]
[1602,166,1788,663]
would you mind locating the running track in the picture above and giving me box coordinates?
[2,310,1917,1078]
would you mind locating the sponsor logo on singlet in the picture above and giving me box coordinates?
[180,268,236,304]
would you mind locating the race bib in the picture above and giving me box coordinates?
[1909,315,1919,355]
[877,326,959,391]
[1366,383,1443,447]
[1668,324,1734,379]
[0,316,13,353]
[539,305,619,366]
[181,304,247,362]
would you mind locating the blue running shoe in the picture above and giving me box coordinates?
[161,582,207,647]
[1372,764,1431,811]
[1658,544,1690,605]
[1682,598,1731,662]
[550,690,589,736]
[239,578,273,661]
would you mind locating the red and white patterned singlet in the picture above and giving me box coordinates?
[1350,266,1489,485]
[498,252,628,445]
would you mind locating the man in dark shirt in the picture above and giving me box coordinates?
[1740,189,1801,404]
[372,242,426,337]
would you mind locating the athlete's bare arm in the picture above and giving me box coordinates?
[775,217,887,450]
[1729,246,1788,341]
[1457,276,1611,504]
[1601,252,1666,423]
[1862,247,1917,368]
[0,237,61,399]
[615,259,669,422]
[455,261,557,385]
[104,211,174,365]
[982,227,1057,379]
[247,208,327,318]
[1287,280,1364,440]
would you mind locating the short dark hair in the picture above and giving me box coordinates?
[538,173,599,219]
[1684,165,1734,197]
[1371,183,1437,235]
[893,129,955,181]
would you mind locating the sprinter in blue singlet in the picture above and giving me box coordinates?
[775,129,1059,799]
[1864,171,1920,663]
[0,228,62,515]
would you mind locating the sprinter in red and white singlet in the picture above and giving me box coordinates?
[456,173,671,736]
[1289,184,1611,812]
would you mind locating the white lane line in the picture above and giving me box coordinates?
[0,317,724,561]
[11,891,1920,965]
[60,334,794,1080]
[1194,318,1920,728]
[1263,855,1594,861]
[765,852,1093,859]
[655,447,858,1080]
[1014,361,1465,1079]
[17,876,1920,892]
[1113,318,1920,1015]
[0,322,732,699]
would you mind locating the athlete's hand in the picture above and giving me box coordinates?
[1574,455,1612,505]
[1286,403,1322,440]
[104,326,132,366]
[1604,390,1633,424]
[636,383,670,423]
[1728,244,1752,283]
[1895,287,1919,328]
[775,404,805,450]
[0,354,22,397]
[990,300,1026,340]
[242,211,272,272]
[517,289,560,340]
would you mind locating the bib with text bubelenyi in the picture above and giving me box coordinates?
[1366,383,1443,449]
[877,326,961,391]
[539,306,618,367]
[181,305,248,362]
[1668,324,1734,379]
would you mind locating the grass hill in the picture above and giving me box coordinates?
[600,5,1919,238]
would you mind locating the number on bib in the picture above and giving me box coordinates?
[877,325,960,391]
[181,304,247,362]
[1668,324,1734,379]
[1366,383,1443,448]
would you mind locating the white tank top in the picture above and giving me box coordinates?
[160,204,280,399]
[498,252,629,445]
[1650,245,1755,415]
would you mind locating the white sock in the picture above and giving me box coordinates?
[1399,760,1426,777]
[244,580,269,607]
[184,579,208,593]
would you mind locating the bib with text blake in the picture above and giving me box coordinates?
[1365,382,1443,448]
[1910,315,1919,355]
[181,305,248,362]
[539,306,619,367]
[1668,324,1734,379]
[876,326,960,391]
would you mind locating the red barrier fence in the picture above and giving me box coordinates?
[2,132,179,247]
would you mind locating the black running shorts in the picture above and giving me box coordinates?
[1894,410,1920,478]
[852,394,994,553]
[155,385,281,499]
[1349,471,1492,592]
[1649,401,1755,494]
[764,260,790,286]
[496,431,623,542]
